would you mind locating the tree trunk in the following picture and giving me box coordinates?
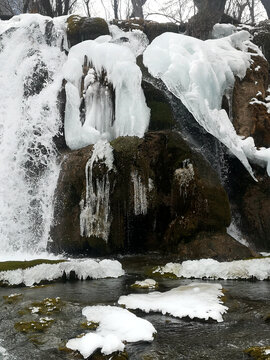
[187,0,227,39]
[261,0,270,18]
[113,0,119,19]
[130,0,146,18]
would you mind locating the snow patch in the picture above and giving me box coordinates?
[66,305,156,358]
[119,283,227,322]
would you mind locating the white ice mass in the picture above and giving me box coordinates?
[119,283,227,322]
[66,305,156,358]
[143,31,270,178]
[0,259,124,286]
[64,38,150,150]
[154,258,270,280]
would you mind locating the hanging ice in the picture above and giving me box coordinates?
[80,140,114,241]
[131,170,148,215]
[143,31,270,178]
[0,14,67,257]
[63,39,150,150]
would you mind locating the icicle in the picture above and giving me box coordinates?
[131,171,148,216]
[80,140,114,241]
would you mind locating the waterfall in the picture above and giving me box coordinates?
[0,15,67,258]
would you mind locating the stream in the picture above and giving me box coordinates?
[0,255,269,360]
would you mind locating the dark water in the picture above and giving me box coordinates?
[0,256,269,360]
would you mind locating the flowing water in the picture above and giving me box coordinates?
[0,255,269,360]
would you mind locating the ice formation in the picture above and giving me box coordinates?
[0,259,124,286]
[80,140,114,241]
[174,159,195,198]
[0,15,67,257]
[143,31,270,178]
[131,170,148,215]
[66,305,156,358]
[131,278,158,289]
[63,39,150,150]
[154,258,270,280]
[119,283,227,322]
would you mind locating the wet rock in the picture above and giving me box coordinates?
[232,52,270,147]
[50,131,231,257]
[67,15,110,47]
[177,231,255,261]
[241,175,270,251]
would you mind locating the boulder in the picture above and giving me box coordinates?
[50,131,231,256]
[252,20,270,69]
[67,15,110,47]
[177,232,256,261]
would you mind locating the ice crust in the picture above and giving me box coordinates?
[64,39,150,150]
[154,258,270,280]
[66,305,156,358]
[119,283,227,322]
[0,259,124,286]
[143,31,270,177]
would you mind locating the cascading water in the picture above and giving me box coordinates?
[0,15,67,258]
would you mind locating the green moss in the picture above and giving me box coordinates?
[145,266,178,279]
[244,346,270,359]
[3,293,22,304]
[0,259,66,272]
[20,297,64,316]
[15,318,55,333]
[81,321,99,330]
[67,15,84,35]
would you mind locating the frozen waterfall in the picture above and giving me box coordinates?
[0,15,67,258]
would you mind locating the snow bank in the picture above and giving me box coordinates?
[0,259,124,286]
[154,258,270,280]
[66,305,156,358]
[119,283,227,322]
[64,39,150,150]
[143,31,270,178]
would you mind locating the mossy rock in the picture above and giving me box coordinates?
[67,15,109,47]
[15,318,55,333]
[0,259,65,272]
[81,321,99,330]
[244,346,270,359]
[142,81,176,131]
[3,293,22,304]
[20,297,64,316]
[91,350,129,360]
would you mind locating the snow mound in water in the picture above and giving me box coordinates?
[143,31,270,178]
[118,283,227,323]
[64,39,150,150]
[154,258,270,280]
[0,259,124,286]
[66,305,156,358]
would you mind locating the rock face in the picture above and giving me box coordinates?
[232,52,270,147]
[241,175,270,251]
[252,21,270,69]
[50,131,231,256]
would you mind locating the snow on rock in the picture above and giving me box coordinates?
[212,23,237,39]
[143,31,270,178]
[80,139,114,241]
[131,278,158,289]
[64,39,150,150]
[119,283,227,322]
[0,259,124,286]
[66,305,156,358]
[154,258,270,280]
[109,24,149,56]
